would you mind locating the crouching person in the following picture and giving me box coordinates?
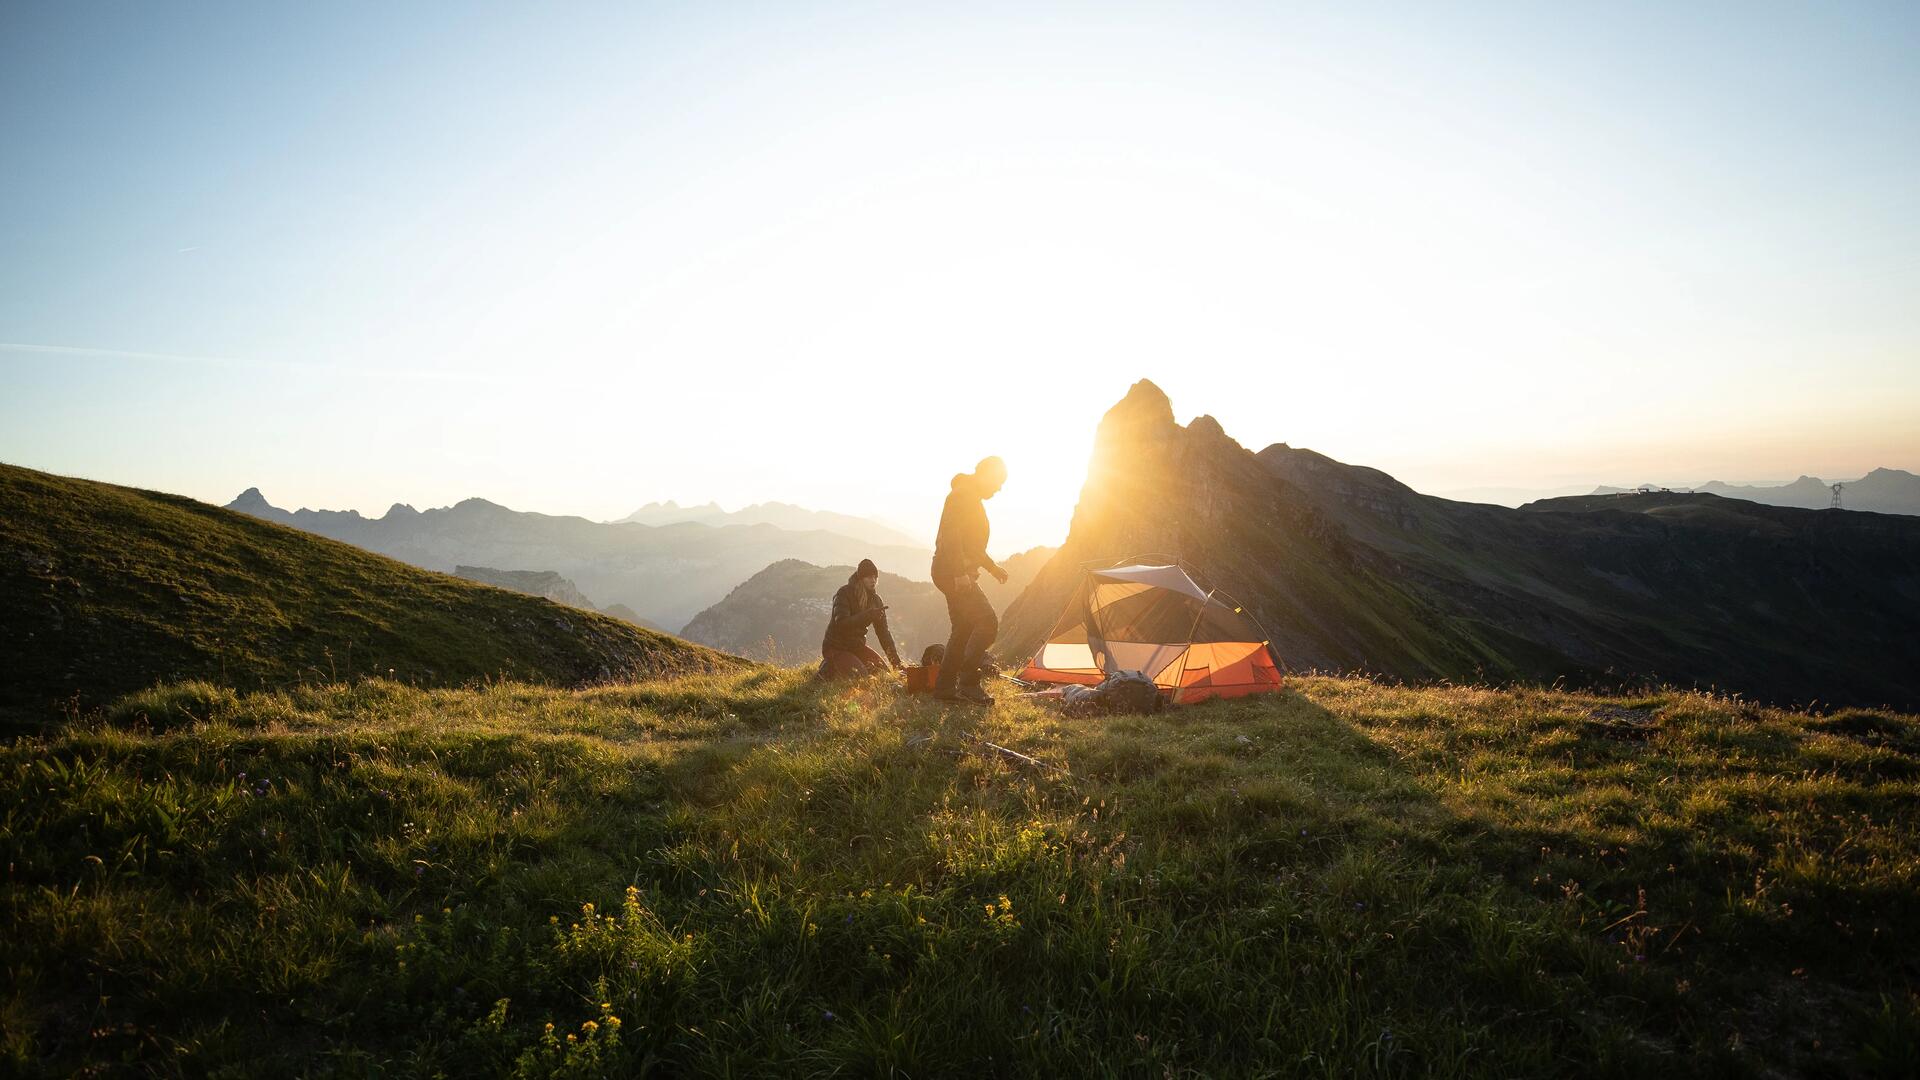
[817,559,903,680]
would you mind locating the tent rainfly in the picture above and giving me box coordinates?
[1019,560,1284,704]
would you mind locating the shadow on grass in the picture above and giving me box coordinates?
[3,675,1916,1077]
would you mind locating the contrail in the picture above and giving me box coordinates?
[0,342,526,386]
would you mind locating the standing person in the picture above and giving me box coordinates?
[817,559,904,680]
[931,456,1009,704]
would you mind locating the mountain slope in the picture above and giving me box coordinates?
[0,464,738,724]
[1000,381,1920,709]
[680,560,952,663]
[680,547,1054,663]
[453,565,597,608]
[227,489,931,629]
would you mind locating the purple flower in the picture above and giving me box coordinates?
[823,1010,836,1021]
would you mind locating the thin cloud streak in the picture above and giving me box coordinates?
[0,342,550,387]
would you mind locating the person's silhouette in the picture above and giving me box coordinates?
[930,456,1008,705]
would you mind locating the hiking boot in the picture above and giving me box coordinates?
[932,687,964,703]
[955,683,994,706]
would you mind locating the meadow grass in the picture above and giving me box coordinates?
[2,670,1915,1076]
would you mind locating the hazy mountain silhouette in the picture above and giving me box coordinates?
[453,565,597,608]
[228,490,930,629]
[1001,381,1920,709]
[680,547,1054,663]
[1587,469,1918,516]
[617,500,925,547]
[447,565,665,632]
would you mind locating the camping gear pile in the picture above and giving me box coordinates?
[904,644,946,694]
[1019,559,1284,705]
[1060,669,1166,715]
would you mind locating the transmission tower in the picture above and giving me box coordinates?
[1830,482,1844,510]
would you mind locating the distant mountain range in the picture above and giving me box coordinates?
[616,500,925,547]
[1,464,733,726]
[451,565,666,632]
[228,489,932,630]
[1589,469,1919,516]
[679,547,1054,663]
[1000,381,1920,710]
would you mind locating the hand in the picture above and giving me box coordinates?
[989,566,1009,585]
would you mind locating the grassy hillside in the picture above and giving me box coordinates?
[0,464,739,726]
[3,670,1914,1076]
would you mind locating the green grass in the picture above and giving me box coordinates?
[0,463,739,729]
[3,671,1916,1076]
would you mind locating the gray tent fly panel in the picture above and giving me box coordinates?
[1018,560,1284,704]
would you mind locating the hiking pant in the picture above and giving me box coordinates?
[935,576,997,691]
[817,644,886,681]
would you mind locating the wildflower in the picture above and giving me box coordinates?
[550,915,559,924]
[823,1010,836,1021]
[608,1016,621,1027]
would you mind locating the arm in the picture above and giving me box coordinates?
[826,587,871,633]
[871,609,902,668]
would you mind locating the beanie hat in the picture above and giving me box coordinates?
[856,558,879,579]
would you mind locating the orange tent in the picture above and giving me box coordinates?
[1018,560,1284,704]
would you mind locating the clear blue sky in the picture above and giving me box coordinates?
[4,1,1916,548]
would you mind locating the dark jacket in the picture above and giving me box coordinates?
[822,574,900,665]
[931,474,1002,583]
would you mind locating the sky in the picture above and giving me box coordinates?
[3,0,1917,551]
